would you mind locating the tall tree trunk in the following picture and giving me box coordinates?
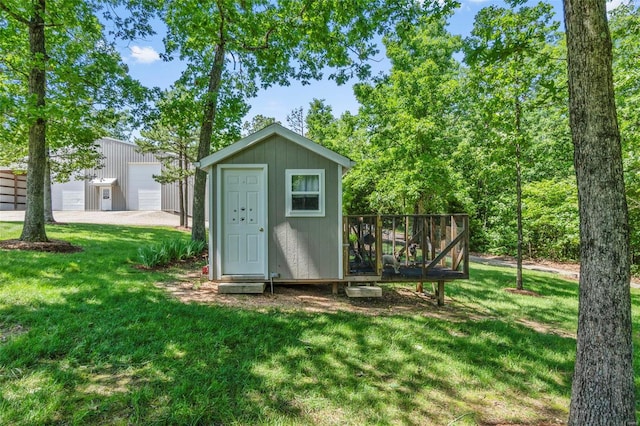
[20,0,48,242]
[515,95,523,290]
[184,167,189,229]
[185,156,190,228]
[564,0,636,424]
[179,151,185,228]
[44,153,56,223]
[191,43,225,242]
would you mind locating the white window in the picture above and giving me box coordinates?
[286,169,325,217]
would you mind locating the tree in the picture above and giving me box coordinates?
[0,0,153,240]
[564,0,636,423]
[136,85,200,227]
[242,114,279,136]
[305,98,338,145]
[610,2,640,273]
[162,0,442,242]
[347,14,464,215]
[464,0,562,289]
[0,0,48,241]
[286,106,305,135]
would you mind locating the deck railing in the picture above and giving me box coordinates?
[343,214,469,281]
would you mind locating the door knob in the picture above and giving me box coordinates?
[259,227,264,232]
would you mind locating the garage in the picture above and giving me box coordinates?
[127,163,161,210]
[52,178,85,211]
[48,138,183,212]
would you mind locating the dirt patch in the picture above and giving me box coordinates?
[157,272,490,320]
[472,253,580,272]
[0,239,83,253]
[0,323,28,342]
[516,318,574,339]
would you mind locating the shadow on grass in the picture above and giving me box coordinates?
[1,223,628,424]
[1,287,576,424]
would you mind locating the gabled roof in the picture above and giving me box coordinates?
[99,136,136,146]
[197,123,355,170]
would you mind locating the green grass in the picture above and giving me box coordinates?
[0,221,638,425]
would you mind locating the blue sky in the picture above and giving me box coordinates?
[117,0,622,126]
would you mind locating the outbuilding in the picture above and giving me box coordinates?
[50,137,182,212]
[2,137,191,213]
[197,123,354,282]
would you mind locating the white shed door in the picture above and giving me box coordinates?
[221,168,266,276]
[62,190,85,211]
[128,164,161,210]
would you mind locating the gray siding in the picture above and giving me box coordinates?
[216,134,341,280]
[80,137,191,212]
[85,138,159,210]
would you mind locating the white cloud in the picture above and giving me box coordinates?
[129,45,160,64]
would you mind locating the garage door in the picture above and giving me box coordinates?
[128,164,161,210]
[62,191,85,211]
[51,177,85,211]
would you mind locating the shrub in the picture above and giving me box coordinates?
[138,238,206,268]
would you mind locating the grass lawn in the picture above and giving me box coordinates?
[1,222,638,425]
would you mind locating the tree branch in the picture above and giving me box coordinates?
[240,2,309,51]
[0,1,30,25]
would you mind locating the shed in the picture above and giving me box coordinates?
[198,123,354,282]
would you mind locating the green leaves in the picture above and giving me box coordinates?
[459,1,569,259]
[137,237,206,268]
[0,0,154,172]
[343,15,464,215]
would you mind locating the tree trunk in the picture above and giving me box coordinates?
[184,171,189,229]
[184,156,190,229]
[179,151,185,228]
[191,44,225,242]
[20,0,48,242]
[564,0,636,424]
[44,153,56,224]
[515,95,523,290]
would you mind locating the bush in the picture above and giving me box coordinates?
[522,178,580,261]
[138,238,206,268]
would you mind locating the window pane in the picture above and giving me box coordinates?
[291,175,319,192]
[292,194,319,211]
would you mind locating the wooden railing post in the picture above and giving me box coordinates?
[450,215,457,270]
[440,216,446,266]
[463,215,470,277]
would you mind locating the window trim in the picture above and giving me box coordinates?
[285,169,325,217]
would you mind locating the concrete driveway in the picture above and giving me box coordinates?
[0,210,193,227]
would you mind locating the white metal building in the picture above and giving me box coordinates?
[1,137,188,212]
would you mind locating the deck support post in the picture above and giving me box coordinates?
[416,282,423,293]
[332,282,338,294]
[437,281,445,306]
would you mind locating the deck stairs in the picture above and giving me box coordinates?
[345,284,382,298]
